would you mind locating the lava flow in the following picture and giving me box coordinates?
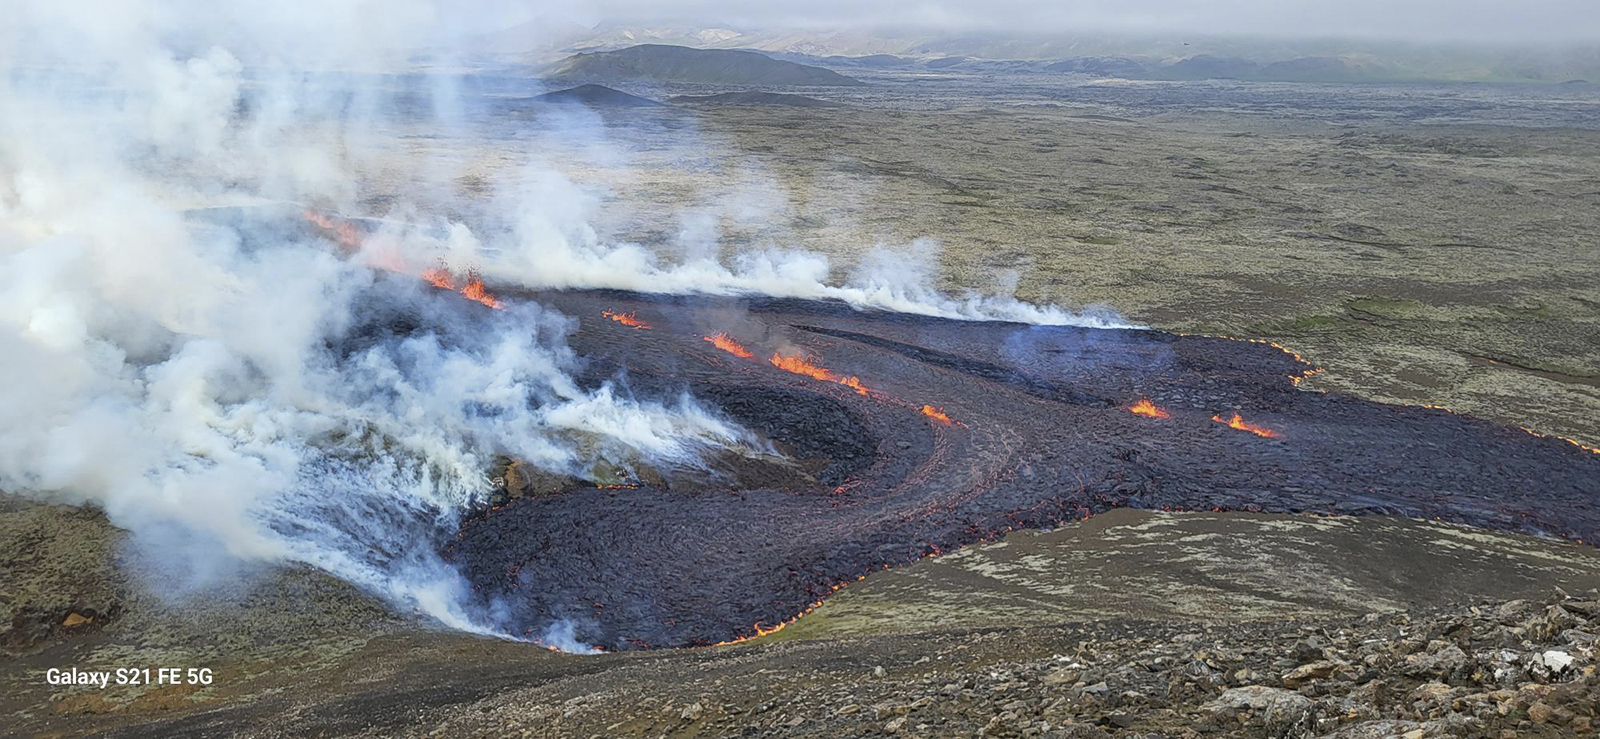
[770,352,871,395]
[1213,412,1277,438]
[921,405,953,424]
[1129,398,1171,419]
[446,290,1600,651]
[704,333,754,358]
[303,211,503,310]
[603,309,651,329]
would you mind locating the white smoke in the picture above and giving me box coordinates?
[391,161,1131,328]
[0,1,1124,638]
[536,618,603,654]
[0,3,753,634]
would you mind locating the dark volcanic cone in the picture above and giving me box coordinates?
[445,290,1600,650]
[533,84,662,107]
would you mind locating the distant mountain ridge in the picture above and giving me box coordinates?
[751,49,1592,84]
[481,23,1600,85]
[546,44,864,86]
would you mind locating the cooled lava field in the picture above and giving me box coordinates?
[440,288,1600,651]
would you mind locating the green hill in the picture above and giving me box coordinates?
[547,44,865,87]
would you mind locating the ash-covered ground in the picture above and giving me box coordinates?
[447,289,1599,649]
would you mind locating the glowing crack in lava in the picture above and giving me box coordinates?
[1213,412,1277,438]
[448,291,1600,651]
[704,333,755,358]
[1129,398,1171,419]
[602,309,651,329]
[921,405,954,424]
[769,352,871,395]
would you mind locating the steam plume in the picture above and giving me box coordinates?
[0,1,1123,642]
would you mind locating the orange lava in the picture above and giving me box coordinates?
[1528,431,1598,455]
[921,405,953,424]
[1424,403,1598,455]
[769,352,835,381]
[1213,412,1278,438]
[723,621,789,642]
[303,209,363,251]
[769,352,870,395]
[838,376,870,396]
[460,271,503,310]
[303,210,505,311]
[421,267,455,290]
[711,576,867,647]
[1290,367,1326,387]
[703,333,754,358]
[603,309,651,330]
[1176,331,1324,390]
[712,540,971,646]
[415,265,503,310]
[1129,398,1171,419]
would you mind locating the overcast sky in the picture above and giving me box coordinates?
[562,0,1600,45]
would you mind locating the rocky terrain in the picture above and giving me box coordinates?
[446,590,1600,739]
[43,586,1600,738]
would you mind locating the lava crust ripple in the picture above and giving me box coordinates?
[444,290,1600,650]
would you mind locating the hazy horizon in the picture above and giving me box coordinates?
[529,1,1599,47]
[6,1,1597,67]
